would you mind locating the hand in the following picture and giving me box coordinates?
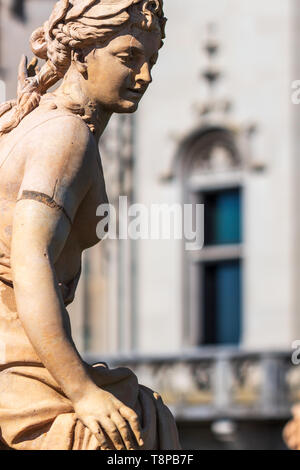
[73,387,144,450]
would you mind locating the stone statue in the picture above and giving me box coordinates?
[283,405,300,450]
[0,0,180,450]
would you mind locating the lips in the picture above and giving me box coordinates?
[127,88,145,96]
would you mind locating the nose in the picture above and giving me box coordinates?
[136,62,152,86]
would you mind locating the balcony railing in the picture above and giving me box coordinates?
[85,348,298,421]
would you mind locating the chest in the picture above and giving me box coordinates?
[72,162,109,250]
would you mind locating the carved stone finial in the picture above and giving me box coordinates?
[197,23,233,123]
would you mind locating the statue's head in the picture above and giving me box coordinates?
[0,0,166,133]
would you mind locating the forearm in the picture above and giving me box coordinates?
[11,203,143,450]
[12,256,96,402]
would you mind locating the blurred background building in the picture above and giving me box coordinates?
[1,0,300,449]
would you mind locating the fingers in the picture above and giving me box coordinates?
[119,405,144,447]
[83,417,111,450]
[17,55,28,95]
[111,412,137,450]
[101,416,126,450]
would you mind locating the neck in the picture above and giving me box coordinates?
[53,65,112,142]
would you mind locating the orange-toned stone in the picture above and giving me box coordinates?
[0,0,179,451]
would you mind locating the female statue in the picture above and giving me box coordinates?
[0,0,180,450]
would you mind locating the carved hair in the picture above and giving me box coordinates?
[0,0,166,135]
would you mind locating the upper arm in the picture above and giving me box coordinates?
[12,116,96,268]
[18,115,95,223]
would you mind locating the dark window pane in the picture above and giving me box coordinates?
[202,260,242,345]
[11,0,26,21]
[203,188,242,246]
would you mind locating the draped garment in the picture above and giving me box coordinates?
[0,280,180,450]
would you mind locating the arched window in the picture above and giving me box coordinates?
[177,127,243,347]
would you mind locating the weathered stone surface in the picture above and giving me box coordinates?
[0,0,180,450]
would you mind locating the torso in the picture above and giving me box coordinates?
[0,99,108,298]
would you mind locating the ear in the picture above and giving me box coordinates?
[72,50,88,76]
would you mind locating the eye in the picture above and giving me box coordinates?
[116,51,137,68]
[116,52,131,63]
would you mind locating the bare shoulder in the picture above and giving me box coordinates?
[21,110,99,186]
[25,110,98,163]
[19,111,98,217]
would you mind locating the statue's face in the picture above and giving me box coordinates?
[83,27,162,113]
